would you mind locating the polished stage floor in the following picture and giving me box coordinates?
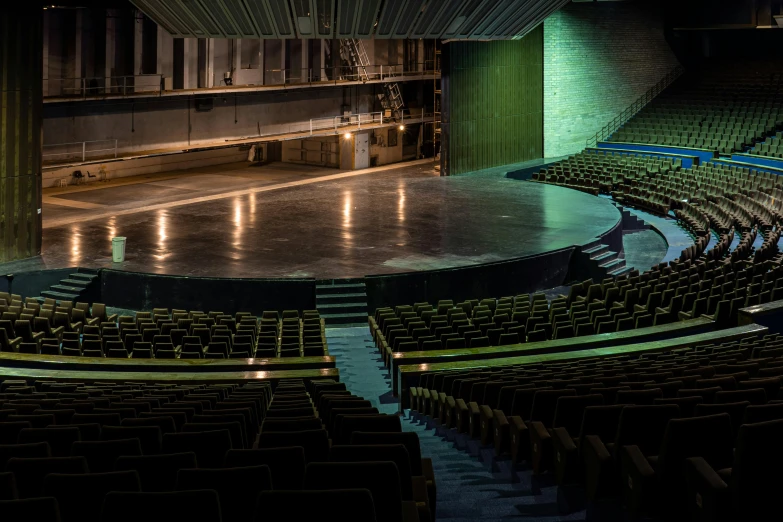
[37,160,621,279]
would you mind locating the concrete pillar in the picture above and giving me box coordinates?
[74,10,83,94]
[231,39,240,84]
[134,11,143,76]
[43,10,49,96]
[258,40,265,85]
[105,9,115,92]
[207,38,215,87]
[157,24,174,81]
[264,40,285,84]
[183,38,198,89]
[300,38,309,82]
[0,6,44,260]
[319,39,326,81]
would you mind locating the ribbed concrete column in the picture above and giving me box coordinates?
[0,6,43,261]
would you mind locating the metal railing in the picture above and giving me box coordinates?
[44,75,164,99]
[226,108,436,144]
[259,62,438,87]
[585,65,686,148]
[42,139,118,163]
[44,63,439,99]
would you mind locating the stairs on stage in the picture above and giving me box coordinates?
[39,267,101,304]
[316,279,369,327]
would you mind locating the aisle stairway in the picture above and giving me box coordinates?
[316,279,368,326]
[38,267,100,304]
[326,326,587,521]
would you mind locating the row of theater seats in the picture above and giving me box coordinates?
[371,294,569,360]
[530,151,681,196]
[607,65,783,155]
[0,377,434,522]
[370,256,783,364]
[0,302,328,359]
[749,131,783,159]
[408,333,783,521]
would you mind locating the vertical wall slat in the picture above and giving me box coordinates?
[0,6,43,262]
[441,25,544,176]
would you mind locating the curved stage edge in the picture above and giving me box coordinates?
[0,204,624,315]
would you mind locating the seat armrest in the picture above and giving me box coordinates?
[678,311,692,321]
[479,405,494,445]
[9,336,22,348]
[621,445,657,518]
[633,304,647,313]
[421,457,436,518]
[455,398,469,433]
[583,434,613,501]
[493,409,510,456]
[468,401,481,438]
[684,457,730,522]
[70,321,83,333]
[509,415,529,465]
[412,475,429,506]
[107,314,118,323]
[401,501,421,522]
[529,420,552,474]
[551,427,578,486]
[444,395,457,428]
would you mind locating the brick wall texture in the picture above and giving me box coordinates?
[543,1,680,158]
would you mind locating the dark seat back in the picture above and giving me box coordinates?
[257,429,329,463]
[176,466,272,522]
[304,461,402,522]
[43,471,140,522]
[256,489,376,522]
[5,456,88,499]
[99,490,222,522]
[114,452,197,493]
[224,447,306,490]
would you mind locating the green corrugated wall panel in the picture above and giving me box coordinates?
[445,27,543,175]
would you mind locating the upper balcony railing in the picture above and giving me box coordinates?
[44,62,440,100]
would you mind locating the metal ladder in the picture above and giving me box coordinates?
[341,39,404,114]
[339,39,370,82]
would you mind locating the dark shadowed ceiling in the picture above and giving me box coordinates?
[128,0,570,39]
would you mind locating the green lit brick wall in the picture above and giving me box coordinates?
[441,28,543,176]
[544,1,680,158]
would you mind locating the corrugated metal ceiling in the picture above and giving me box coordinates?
[129,0,569,39]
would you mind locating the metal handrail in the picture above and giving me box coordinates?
[585,65,686,148]
[45,63,441,99]
[226,109,436,144]
[44,75,164,98]
[42,139,118,162]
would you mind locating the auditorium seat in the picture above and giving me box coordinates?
[305,461,418,522]
[113,452,197,493]
[0,497,62,522]
[176,466,272,522]
[99,490,221,522]
[621,413,734,518]
[5,456,89,499]
[255,489,377,522]
[43,471,141,522]
[71,439,142,473]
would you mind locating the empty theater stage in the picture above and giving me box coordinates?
[40,162,620,279]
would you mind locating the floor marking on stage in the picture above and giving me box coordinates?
[41,196,105,210]
[43,159,436,229]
